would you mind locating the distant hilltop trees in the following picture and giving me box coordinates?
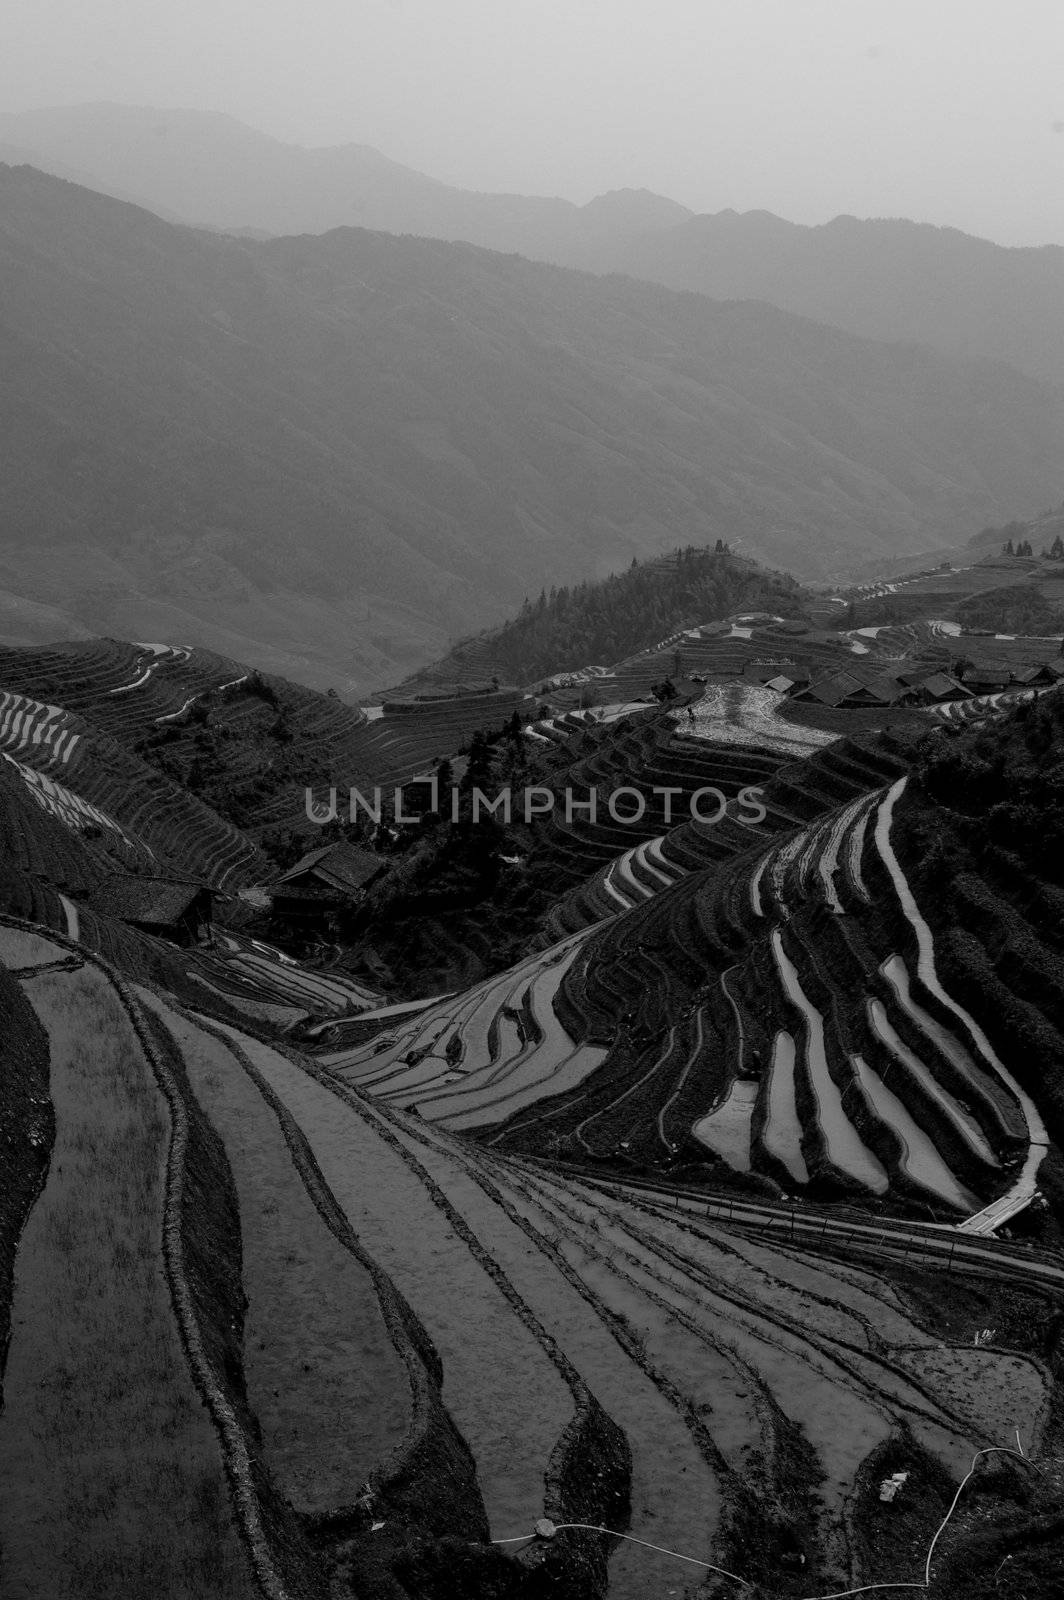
[1001,535,1064,558]
[974,505,1064,560]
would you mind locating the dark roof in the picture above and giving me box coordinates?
[805,682,850,706]
[276,842,387,895]
[800,670,862,707]
[1012,664,1054,684]
[277,843,332,877]
[915,672,967,700]
[962,668,1012,687]
[845,675,912,705]
[92,875,208,926]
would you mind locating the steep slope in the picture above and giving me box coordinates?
[413,691,1064,1239]
[3,166,1064,693]
[8,109,1064,385]
[587,211,1064,388]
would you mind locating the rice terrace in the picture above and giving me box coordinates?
[2,534,1064,1600]
[7,42,1064,1593]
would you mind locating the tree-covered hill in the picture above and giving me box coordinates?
[399,546,811,688]
[954,584,1064,635]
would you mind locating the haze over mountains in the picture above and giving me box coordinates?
[3,161,1063,692]
[5,104,1064,386]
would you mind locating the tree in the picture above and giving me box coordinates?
[460,731,492,793]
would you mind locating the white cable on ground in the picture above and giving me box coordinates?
[491,1441,1049,1598]
[491,1522,750,1584]
[921,1446,1031,1588]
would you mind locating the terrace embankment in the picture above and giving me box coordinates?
[3,907,1060,1596]
[0,958,52,1405]
[412,749,1039,1237]
[0,944,266,1599]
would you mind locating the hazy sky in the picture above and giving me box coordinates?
[6,0,1064,244]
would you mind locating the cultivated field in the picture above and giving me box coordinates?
[3,598,1064,1597]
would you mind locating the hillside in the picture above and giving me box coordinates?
[8,107,1064,385]
[4,168,1064,693]
[3,596,1064,1592]
[590,212,1064,388]
[395,546,810,691]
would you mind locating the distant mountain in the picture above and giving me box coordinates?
[6,106,1064,385]
[591,211,1064,387]
[0,103,692,252]
[2,163,1063,694]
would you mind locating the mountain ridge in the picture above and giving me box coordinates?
[6,104,1064,386]
[3,161,1063,695]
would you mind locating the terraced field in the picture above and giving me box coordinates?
[321,928,610,1130]
[4,919,1057,1598]
[0,654,267,889]
[4,612,1064,1596]
[417,772,1047,1241]
[536,714,910,942]
[184,934,385,1032]
[0,640,546,850]
[0,940,263,1599]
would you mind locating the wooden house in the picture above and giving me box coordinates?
[844,676,918,707]
[907,672,969,704]
[961,667,1013,694]
[270,842,388,934]
[91,876,213,945]
[792,671,861,707]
